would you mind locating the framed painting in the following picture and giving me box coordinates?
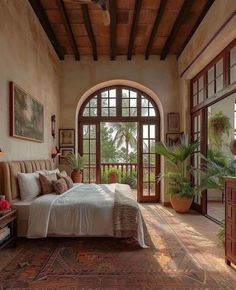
[167,113,180,132]
[59,129,75,147]
[9,82,44,142]
[59,147,75,165]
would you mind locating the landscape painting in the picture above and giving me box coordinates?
[10,82,44,142]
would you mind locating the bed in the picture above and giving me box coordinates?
[0,160,147,248]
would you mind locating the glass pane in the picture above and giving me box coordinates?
[90,140,96,153]
[90,98,97,107]
[83,108,89,116]
[149,125,155,138]
[109,89,116,98]
[83,169,89,183]
[230,65,236,84]
[122,89,129,98]
[130,98,137,107]
[102,91,108,98]
[208,67,214,83]
[90,154,96,164]
[83,125,89,138]
[102,98,108,107]
[143,183,149,196]
[149,154,156,167]
[230,46,236,66]
[142,108,148,116]
[90,108,97,116]
[143,140,149,153]
[109,108,116,116]
[143,125,149,138]
[90,168,96,182]
[122,108,129,116]
[83,140,89,153]
[122,99,129,107]
[109,98,116,107]
[193,94,198,106]
[198,77,204,90]
[150,140,156,153]
[102,108,108,116]
[149,108,156,116]
[150,183,155,196]
[208,82,215,98]
[198,90,204,103]
[130,91,137,98]
[216,75,223,92]
[90,125,96,138]
[216,59,223,77]
[193,81,197,95]
[141,97,149,107]
[143,154,149,166]
[143,168,149,182]
[130,108,137,116]
[194,116,198,133]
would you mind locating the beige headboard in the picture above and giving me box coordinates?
[0,160,53,201]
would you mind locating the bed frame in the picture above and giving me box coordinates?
[0,160,53,201]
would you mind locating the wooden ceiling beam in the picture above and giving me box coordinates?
[28,0,64,60]
[145,0,167,60]
[56,0,80,61]
[177,0,215,58]
[82,4,98,61]
[127,0,142,60]
[160,0,194,60]
[109,0,117,60]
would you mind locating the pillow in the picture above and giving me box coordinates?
[39,173,57,194]
[36,168,60,175]
[52,178,68,195]
[17,172,41,201]
[63,176,73,189]
[57,170,67,178]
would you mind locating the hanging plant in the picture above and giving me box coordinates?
[208,111,231,148]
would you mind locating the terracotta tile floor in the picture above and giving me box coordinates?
[0,204,236,286]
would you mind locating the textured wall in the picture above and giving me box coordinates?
[0,0,61,161]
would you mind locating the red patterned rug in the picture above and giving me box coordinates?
[0,207,234,290]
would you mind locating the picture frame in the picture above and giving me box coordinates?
[9,82,44,142]
[59,129,75,147]
[167,113,180,132]
[59,147,75,165]
[166,132,184,146]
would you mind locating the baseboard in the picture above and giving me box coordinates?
[162,201,171,207]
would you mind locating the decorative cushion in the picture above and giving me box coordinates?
[63,176,73,189]
[17,172,41,201]
[57,171,67,179]
[39,173,57,194]
[52,178,68,195]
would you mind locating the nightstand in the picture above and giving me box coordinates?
[0,209,17,250]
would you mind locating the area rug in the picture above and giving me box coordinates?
[0,207,235,290]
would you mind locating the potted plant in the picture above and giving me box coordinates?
[208,111,231,149]
[156,134,200,213]
[108,167,120,183]
[66,153,85,183]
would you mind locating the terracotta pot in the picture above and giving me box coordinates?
[71,170,83,183]
[170,195,193,213]
[108,173,119,183]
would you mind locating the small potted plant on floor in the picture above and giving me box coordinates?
[156,134,200,213]
[66,152,85,183]
[108,168,120,183]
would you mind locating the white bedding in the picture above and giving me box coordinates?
[27,183,147,248]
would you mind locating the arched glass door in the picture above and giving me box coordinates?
[78,86,160,202]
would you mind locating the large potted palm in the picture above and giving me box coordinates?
[156,134,200,213]
[66,153,85,183]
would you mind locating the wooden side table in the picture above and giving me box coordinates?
[0,209,17,250]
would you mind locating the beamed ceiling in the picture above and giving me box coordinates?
[29,0,215,61]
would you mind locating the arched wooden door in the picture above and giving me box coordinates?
[78,86,160,202]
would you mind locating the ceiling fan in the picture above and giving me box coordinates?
[64,0,110,26]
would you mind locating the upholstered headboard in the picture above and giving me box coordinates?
[0,160,53,201]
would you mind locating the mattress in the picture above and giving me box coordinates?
[12,199,32,236]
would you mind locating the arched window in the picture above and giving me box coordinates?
[78,86,160,203]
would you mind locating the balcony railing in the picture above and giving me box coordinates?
[101,163,137,176]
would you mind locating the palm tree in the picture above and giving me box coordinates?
[113,123,137,163]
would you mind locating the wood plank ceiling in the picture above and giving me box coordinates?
[29,0,215,61]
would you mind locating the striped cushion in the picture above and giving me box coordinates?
[52,178,68,195]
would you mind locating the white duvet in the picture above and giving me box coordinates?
[27,183,147,248]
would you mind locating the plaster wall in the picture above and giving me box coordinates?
[0,0,61,161]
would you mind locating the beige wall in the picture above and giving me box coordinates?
[60,55,180,132]
[0,0,61,161]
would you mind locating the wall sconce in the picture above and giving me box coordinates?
[0,148,6,158]
[51,114,56,139]
[51,146,61,160]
